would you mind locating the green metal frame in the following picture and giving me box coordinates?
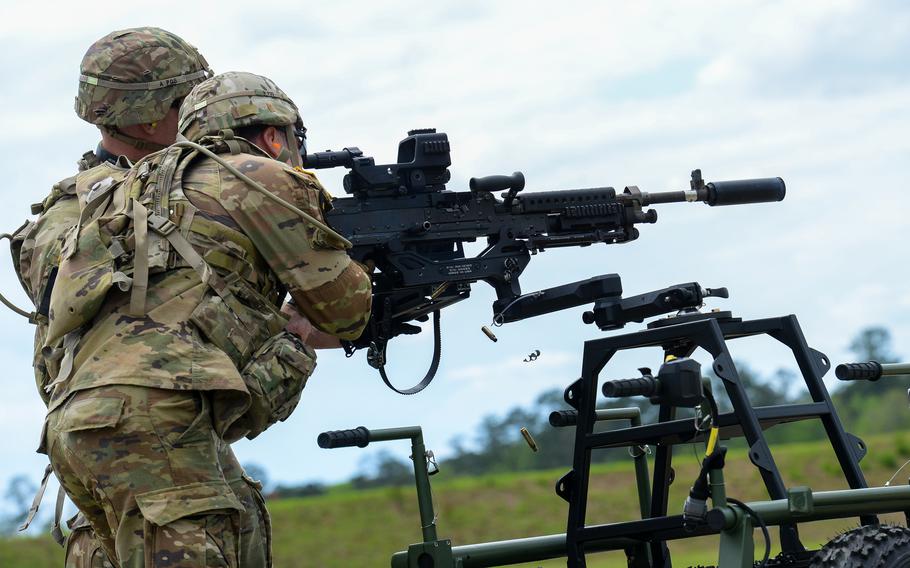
[324,368,910,566]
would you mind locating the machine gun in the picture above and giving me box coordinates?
[302,129,785,393]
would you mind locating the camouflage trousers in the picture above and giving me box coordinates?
[45,385,271,568]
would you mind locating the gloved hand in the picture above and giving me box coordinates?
[346,320,422,350]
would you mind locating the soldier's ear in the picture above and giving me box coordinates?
[136,122,158,136]
[262,126,290,162]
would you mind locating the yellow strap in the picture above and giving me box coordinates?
[705,427,720,457]
[130,200,150,316]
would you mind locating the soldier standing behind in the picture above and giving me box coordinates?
[40,71,372,567]
[11,27,212,567]
[17,26,212,400]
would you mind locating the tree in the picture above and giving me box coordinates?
[839,326,903,404]
[836,326,908,432]
[0,475,37,535]
[849,327,897,364]
[351,450,413,489]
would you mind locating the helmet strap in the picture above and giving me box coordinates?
[284,124,302,168]
[102,126,168,152]
[275,146,293,164]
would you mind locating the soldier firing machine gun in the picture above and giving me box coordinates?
[302,129,785,394]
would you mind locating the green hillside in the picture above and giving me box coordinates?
[3,433,910,567]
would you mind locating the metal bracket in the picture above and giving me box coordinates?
[556,470,575,503]
[406,539,454,568]
[845,433,867,462]
[747,440,775,473]
[787,486,814,517]
[809,347,832,377]
[564,378,583,410]
[712,353,738,384]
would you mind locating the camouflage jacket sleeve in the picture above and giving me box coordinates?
[212,155,372,340]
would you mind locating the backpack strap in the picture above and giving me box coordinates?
[129,199,150,316]
[146,211,249,319]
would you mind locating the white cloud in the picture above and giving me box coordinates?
[0,0,908,494]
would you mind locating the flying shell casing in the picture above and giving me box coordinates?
[520,427,539,452]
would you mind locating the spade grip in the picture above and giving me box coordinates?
[318,426,371,448]
[603,376,659,398]
[835,362,882,382]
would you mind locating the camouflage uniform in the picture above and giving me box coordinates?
[41,72,371,567]
[11,28,230,568]
[16,149,113,403]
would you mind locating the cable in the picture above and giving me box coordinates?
[492,291,543,326]
[0,234,37,320]
[726,497,770,567]
[703,388,720,427]
[161,140,353,249]
[885,458,910,487]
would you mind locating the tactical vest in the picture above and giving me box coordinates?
[47,143,284,347]
[44,139,314,441]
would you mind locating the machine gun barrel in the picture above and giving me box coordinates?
[632,177,786,207]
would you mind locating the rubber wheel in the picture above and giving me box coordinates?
[810,525,910,567]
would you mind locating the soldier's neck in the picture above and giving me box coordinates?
[98,134,152,163]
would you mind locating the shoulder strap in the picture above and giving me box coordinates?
[129,145,253,319]
[145,210,249,318]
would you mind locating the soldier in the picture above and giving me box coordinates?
[17,26,212,399]
[11,27,211,567]
[40,71,372,567]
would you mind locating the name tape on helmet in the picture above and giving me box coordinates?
[78,69,211,91]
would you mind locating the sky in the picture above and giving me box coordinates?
[0,0,908,526]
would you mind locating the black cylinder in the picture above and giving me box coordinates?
[302,148,360,170]
[835,361,882,381]
[706,177,786,206]
[317,426,371,448]
[549,410,579,427]
[603,376,659,398]
[469,171,525,193]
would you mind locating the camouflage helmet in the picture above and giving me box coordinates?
[75,27,211,128]
[178,71,305,165]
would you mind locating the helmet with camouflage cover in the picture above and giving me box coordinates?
[75,27,211,128]
[178,71,306,166]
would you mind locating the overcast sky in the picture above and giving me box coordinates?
[0,0,908,526]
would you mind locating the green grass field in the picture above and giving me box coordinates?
[3,432,910,567]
